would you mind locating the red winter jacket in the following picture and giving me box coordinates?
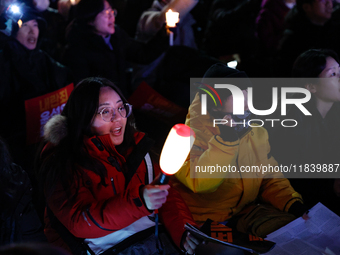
[44,131,196,251]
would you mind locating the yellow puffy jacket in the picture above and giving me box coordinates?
[173,93,303,224]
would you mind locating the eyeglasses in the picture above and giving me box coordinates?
[102,8,117,18]
[98,103,132,122]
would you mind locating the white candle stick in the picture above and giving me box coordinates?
[165,9,179,46]
[169,31,174,46]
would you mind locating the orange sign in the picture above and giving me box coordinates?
[211,222,233,243]
[24,83,74,145]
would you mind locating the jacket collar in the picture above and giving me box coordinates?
[84,132,146,164]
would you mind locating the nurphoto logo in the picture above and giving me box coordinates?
[198,82,312,128]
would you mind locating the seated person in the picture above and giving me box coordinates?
[62,0,168,97]
[0,4,72,178]
[271,49,340,215]
[37,77,198,255]
[173,63,307,242]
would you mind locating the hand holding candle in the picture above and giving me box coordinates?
[165,9,180,46]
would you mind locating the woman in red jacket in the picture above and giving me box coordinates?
[37,77,198,255]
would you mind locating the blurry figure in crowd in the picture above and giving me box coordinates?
[254,0,296,77]
[270,48,340,215]
[63,0,168,97]
[0,137,45,245]
[26,0,69,61]
[131,0,198,92]
[277,0,340,76]
[0,4,72,181]
[203,0,262,77]
[172,63,307,254]
[37,77,198,255]
[256,0,295,57]
[136,0,198,48]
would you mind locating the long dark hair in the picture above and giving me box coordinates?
[37,77,136,199]
[292,49,339,78]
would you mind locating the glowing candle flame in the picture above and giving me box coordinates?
[165,9,179,28]
[17,19,22,28]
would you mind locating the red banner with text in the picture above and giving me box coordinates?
[24,83,74,145]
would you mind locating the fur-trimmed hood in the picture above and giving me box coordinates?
[44,114,68,145]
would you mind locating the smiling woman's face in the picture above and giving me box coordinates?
[91,0,115,37]
[313,57,340,103]
[91,87,127,146]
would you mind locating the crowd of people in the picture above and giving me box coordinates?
[0,0,339,254]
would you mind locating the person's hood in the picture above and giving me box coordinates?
[43,114,68,145]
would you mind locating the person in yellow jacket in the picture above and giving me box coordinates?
[173,63,308,240]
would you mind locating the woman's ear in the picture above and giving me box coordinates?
[305,83,317,93]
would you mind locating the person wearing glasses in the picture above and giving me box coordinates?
[62,0,169,97]
[37,77,199,255]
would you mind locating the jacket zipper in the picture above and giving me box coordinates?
[111,177,117,195]
[86,208,117,231]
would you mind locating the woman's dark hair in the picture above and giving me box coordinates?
[75,0,106,23]
[292,49,340,78]
[38,77,136,199]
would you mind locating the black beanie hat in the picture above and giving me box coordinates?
[10,4,46,37]
[199,63,252,103]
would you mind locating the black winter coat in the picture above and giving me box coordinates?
[63,23,168,96]
[0,162,46,244]
[0,39,72,172]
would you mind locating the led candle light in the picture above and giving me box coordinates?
[165,9,179,46]
[157,124,195,184]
